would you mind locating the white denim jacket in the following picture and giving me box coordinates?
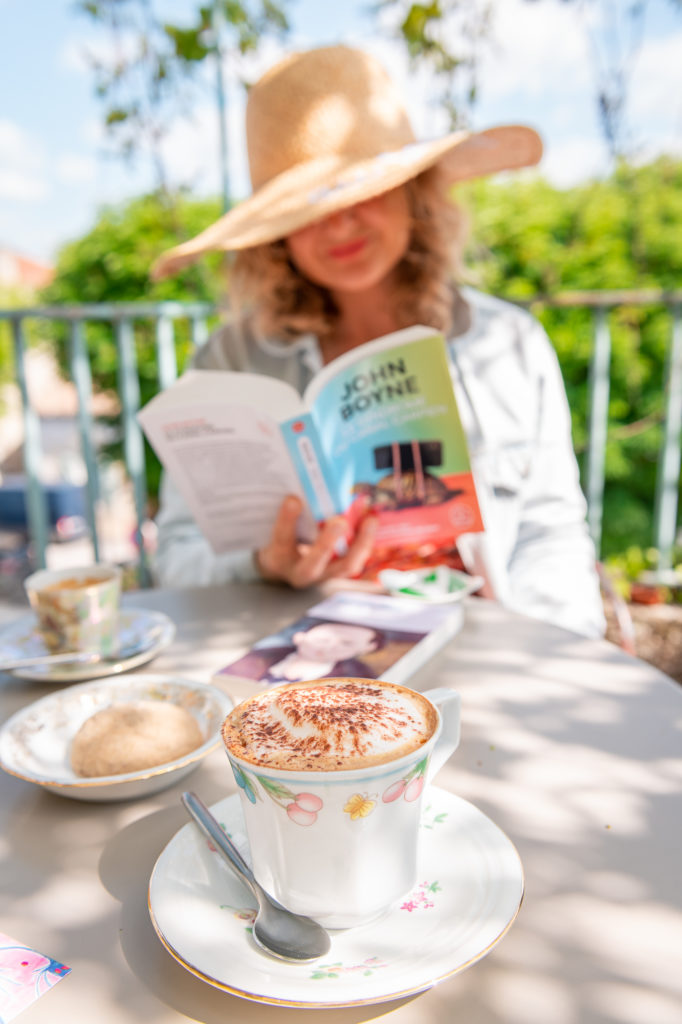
[154,288,606,638]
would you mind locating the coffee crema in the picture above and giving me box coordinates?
[43,575,114,592]
[222,678,437,771]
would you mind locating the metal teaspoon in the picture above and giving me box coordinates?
[181,791,331,963]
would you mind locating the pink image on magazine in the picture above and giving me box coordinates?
[0,932,71,1022]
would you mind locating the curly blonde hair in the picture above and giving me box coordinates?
[230,166,468,343]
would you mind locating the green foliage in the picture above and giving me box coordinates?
[41,192,224,307]
[39,191,225,503]
[0,306,15,402]
[458,157,682,557]
[604,544,682,604]
[76,0,290,189]
[0,284,49,404]
[386,1,682,156]
[35,159,682,549]
[380,0,491,125]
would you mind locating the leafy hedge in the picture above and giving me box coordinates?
[35,159,682,555]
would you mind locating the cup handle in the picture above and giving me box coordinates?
[422,687,461,779]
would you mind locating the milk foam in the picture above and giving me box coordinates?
[222,678,437,771]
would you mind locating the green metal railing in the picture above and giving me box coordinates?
[1,291,681,582]
[0,302,213,584]
[519,289,682,574]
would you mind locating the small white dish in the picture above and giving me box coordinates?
[0,674,234,801]
[379,566,485,602]
[149,787,524,1008]
[0,608,175,682]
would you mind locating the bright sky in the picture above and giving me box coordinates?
[1,0,681,264]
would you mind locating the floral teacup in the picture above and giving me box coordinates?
[24,564,122,656]
[223,682,460,929]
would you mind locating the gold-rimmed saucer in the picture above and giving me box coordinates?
[148,787,524,1007]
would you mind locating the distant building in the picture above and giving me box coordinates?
[0,248,54,290]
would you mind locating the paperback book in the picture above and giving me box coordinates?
[138,324,484,564]
[213,590,464,703]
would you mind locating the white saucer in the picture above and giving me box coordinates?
[0,608,175,682]
[148,787,524,1008]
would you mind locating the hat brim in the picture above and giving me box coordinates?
[151,125,542,279]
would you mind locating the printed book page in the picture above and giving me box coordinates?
[138,371,313,552]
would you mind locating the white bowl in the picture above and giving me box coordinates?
[0,674,233,802]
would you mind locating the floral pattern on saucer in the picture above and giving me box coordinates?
[149,786,524,1008]
[310,957,388,980]
[400,880,441,912]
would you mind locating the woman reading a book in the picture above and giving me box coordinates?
[151,44,605,639]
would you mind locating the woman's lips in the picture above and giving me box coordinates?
[327,237,368,260]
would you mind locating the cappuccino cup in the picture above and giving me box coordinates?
[221,677,460,929]
[24,564,121,655]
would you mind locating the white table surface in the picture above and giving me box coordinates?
[1,583,681,1024]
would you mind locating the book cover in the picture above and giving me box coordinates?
[138,324,483,558]
[213,591,463,703]
[297,325,484,576]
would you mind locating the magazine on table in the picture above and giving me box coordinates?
[138,324,484,560]
[212,590,464,703]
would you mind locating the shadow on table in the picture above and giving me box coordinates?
[98,804,420,1023]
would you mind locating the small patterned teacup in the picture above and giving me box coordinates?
[222,679,460,929]
[24,564,122,656]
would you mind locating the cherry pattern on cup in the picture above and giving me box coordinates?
[381,756,428,804]
[230,763,324,826]
[231,754,431,829]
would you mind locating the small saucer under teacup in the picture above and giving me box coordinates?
[0,608,175,682]
[148,786,524,1008]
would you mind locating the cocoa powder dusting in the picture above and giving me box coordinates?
[226,680,431,769]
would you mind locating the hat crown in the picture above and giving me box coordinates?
[246,46,415,190]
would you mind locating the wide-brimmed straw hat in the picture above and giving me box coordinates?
[152,45,542,279]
